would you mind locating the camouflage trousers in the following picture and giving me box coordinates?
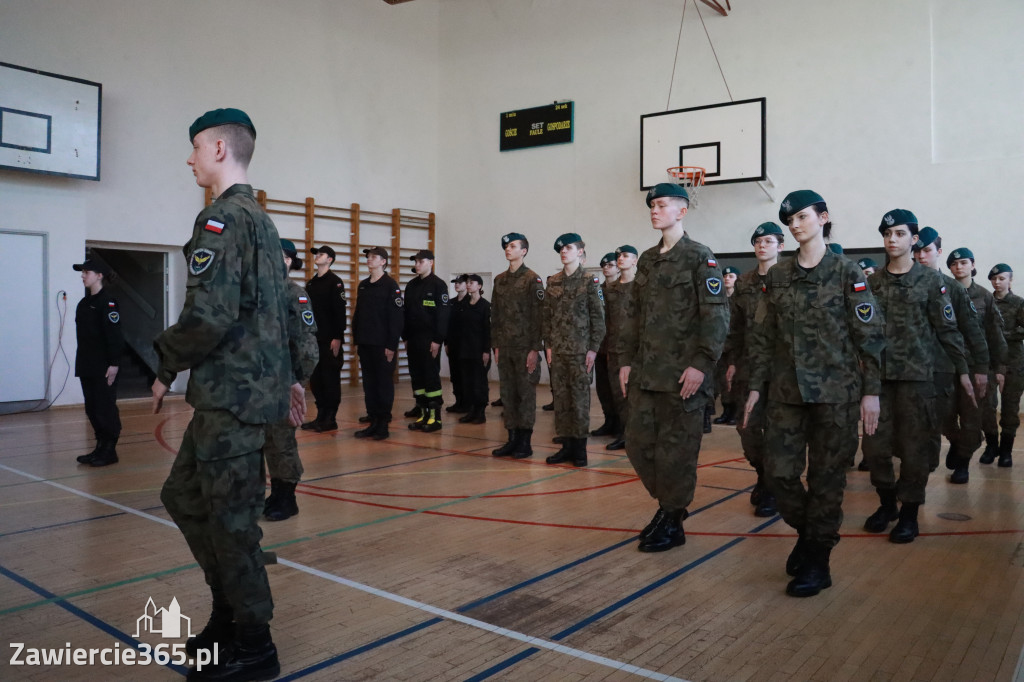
[929,373,957,471]
[734,380,766,470]
[606,352,629,436]
[999,368,1024,435]
[160,409,273,624]
[862,380,936,505]
[594,352,614,422]
[982,371,999,437]
[936,372,983,463]
[550,353,593,438]
[764,401,857,548]
[625,389,703,512]
[497,347,541,430]
[263,419,304,483]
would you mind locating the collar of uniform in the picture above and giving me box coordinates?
[885,261,924,286]
[651,235,688,262]
[215,184,254,201]
[789,249,834,284]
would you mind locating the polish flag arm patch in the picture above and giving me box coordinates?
[940,285,947,295]
[707,258,717,267]
[204,219,225,234]
[852,282,867,293]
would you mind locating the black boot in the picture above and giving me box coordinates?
[357,414,372,423]
[606,436,626,451]
[726,404,738,426]
[408,405,428,430]
[371,417,390,441]
[76,440,103,464]
[187,623,279,681]
[713,404,732,424]
[468,405,486,424]
[786,543,832,597]
[703,405,713,434]
[552,435,568,444]
[262,479,280,516]
[300,417,320,430]
[314,407,338,432]
[264,481,298,522]
[590,419,615,437]
[980,432,999,464]
[638,508,686,552]
[545,439,573,464]
[354,418,378,438]
[949,448,970,484]
[571,438,588,467]
[750,467,764,506]
[458,409,476,424]
[998,433,1014,468]
[889,502,920,544]
[422,407,443,433]
[755,488,778,517]
[89,440,119,467]
[863,488,899,533]
[512,429,533,459]
[493,429,518,456]
[405,404,424,419]
[186,591,233,657]
[639,507,666,541]
[785,532,807,577]
[542,401,554,411]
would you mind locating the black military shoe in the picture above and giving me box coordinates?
[88,444,119,467]
[468,408,486,425]
[493,430,517,456]
[187,623,279,682]
[749,478,764,506]
[998,434,1014,467]
[511,430,533,459]
[638,509,686,552]
[542,401,554,411]
[571,438,588,467]
[314,420,338,433]
[354,420,378,438]
[889,503,920,544]
[371,420,390,441]
[545,442,573,464]
[551,436,567,444]
[606,438,626,451]
[950,466,969,484]
[357,414,372,424]
[639,508,666,541]
[712,405,732,425]
[405,405,423,419]
[264,482,298,522]
[980,432,999,463]
[857,457,871,472]
[754,490,778,518]
[421,409,443,433]
[300,419,320,431]
[702,406,713,434]
[864,489,899,533]
[77,441,103,464]
[785,535,808,577]
[786,544,832,597]
[262,480,281,516]
[186,602,233,657]
[590,421,615,437]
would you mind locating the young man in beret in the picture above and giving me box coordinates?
[619,183,729,552]
[152,108,302,679]
[491,233,546,458]
[989,263,1024,466]
[913,228,989,484]
[948,249,1007,464]
[591,252,621,443]
[862,210,971,543]
[604,245,639,451]
[725,222,784,516]
[72,258,125,467]
[403,249,450,432]
[301,244,347,433]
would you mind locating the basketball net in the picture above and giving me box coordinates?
[666,166,706,208]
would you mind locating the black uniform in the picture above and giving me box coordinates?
[353,273,404,423]
[305,269,347,424]
[75,287,125,452]
[403,273,450,414]
[458,296,491,411]
[446,293,469,409]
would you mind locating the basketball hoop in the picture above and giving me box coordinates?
[666,166,706,207]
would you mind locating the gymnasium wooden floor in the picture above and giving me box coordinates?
[2,383,1023,681]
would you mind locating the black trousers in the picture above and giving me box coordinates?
[407,336,443,407]
[80,376,121,443]
[459,357,490,408]
[358,345,396,421]
[447,345,463,404]
[310,338,342,420]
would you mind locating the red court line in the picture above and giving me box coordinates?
[298,477,638,500]
[154,417,176,454]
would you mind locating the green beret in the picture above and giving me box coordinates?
[989,263,1013,278]
[600,253,618,267]
[723,266,741,276]
[615,244,639,256]
[280,239,302,270]
[779,190,825,223]
[501,232,527,248]
[912,226,939,252]
[878,208,919,234]
[827,243,844,255]
[554,233,583,252]
[751,222,784,244]
[946,248,974,267]
[857,258,878,270]
[646,183,689,207]
[189,108,256,143]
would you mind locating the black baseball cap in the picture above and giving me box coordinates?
[310,245,336,261]
[410,249,435,261]
[363,246,389,261]
[72,259,110,276]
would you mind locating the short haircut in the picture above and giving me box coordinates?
[214,123,256,166]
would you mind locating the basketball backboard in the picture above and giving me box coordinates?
[641,97,765,190]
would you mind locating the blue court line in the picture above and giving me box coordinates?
[303,452,456,482]
[0,504,166,539]
[276,618,444,680]
[0,563,187,677]
[467,516,783,680]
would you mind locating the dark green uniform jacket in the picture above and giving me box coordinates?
[967,280,1007,373]
[930,274,988,374]
[492,265,545,352]
[995,291,1024,370]
[722,269,767,385]
[543,266,605,355]
[603,278,636,354]
[288,278,319,383]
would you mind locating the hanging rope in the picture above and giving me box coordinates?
[665,0,689,110]
[694,0,734,102]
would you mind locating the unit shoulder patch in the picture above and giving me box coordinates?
[302,310,315,326]
[706,277,723,295]
[943,303,955,321]
[855,302,874,323]
[108,311,120,324]
[189,248,216,275]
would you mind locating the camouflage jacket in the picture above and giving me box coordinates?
[722,270,768,384]
[491,264,544,351]
[966,280,1007,373]
[868,263,968,381]
[930,274,989,375]
[603,278,636,355]
[749,251,884,404]
[622,235,729,403]
[155,184,295,424]
[994,291,1024,370]
[287,278,319,383]
[543,266,605,355]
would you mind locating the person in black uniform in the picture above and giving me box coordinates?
[446,274,470,414]
[73,258,126,467]
[457,274,491,424]
[353,247,404,440]
[301,244,347,432]
[403,249,451,432]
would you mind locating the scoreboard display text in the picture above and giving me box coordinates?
[500,102,573,151]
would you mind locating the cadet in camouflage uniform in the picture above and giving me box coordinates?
[620,183,729,553]
[746,191,884,597]
[725,222,784,518]
[989,263,1024,467]
[912,228,990,485]
[949,249,1008,464]
[152,109,296,679]
[262,239,319,522]
[863,209,972,545]
[591,253,621,441]
[604,244,639,451]
[491,232,545,459]
[544,233,606,467]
